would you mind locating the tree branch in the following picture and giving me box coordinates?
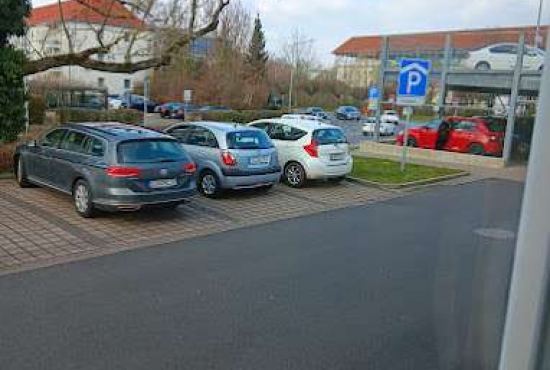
[24,0,232,76]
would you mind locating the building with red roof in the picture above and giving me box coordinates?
[333,25,547,88]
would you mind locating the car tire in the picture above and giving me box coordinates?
[475,62,491,71]
[73,179,96,218]
[198,170,222,198]
[15,157,32,188]
[407,137,419,147]
[468,143,485,156]
[284,162,306,188]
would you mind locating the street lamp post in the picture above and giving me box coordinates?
[536,0,545,48]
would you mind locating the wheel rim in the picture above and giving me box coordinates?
[74,184,89,213]
[407,139,417,147]
[201,174,217,195]
[286,165,302,186]
[17,160,23,184]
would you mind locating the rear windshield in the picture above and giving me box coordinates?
[483,118,507,133]
[226,130,273,150]
[118,139,187,163]
[313,129,347,145]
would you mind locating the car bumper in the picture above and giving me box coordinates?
[305,158,353,179]
[220,171,281,189]
[94,186,197,211]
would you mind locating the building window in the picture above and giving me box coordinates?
[124,79,131,90]
[97,52,105,61]
[97,77,105,88]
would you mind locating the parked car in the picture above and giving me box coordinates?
[396,116,506,156]
[13,123,197,217]
[165,122,281,197]
[121,94,158,112]
[108,95,123,110]
[362,117,397,136]
[464,43,545,71]
[281,114,324,122]
[335,106,361,120]
[249,118,353,187]
[198,106,232,113]
[160,102,186,119]
[381,110,400,124]
[304,107,329,120]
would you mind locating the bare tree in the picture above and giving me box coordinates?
[23,0,231,75]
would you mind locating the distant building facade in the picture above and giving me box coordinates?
[20,0,151,96]
[333,25,548,89]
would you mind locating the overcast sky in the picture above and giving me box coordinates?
[32,0,549,64]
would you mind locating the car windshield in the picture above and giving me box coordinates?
[313,128,347,145]
[345,107,357,112]
[118,139,188,163]
[226,130,273,149]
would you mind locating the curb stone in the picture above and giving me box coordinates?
[346,171,469,190]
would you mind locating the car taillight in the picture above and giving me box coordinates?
[184,162,196,174]
[303,140,319,158]
[106,166,141,178]
[221,150,237,166]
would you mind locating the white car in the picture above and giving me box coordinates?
[362,119,397,136]
[381,110,400,124]
[249,118,353,187]
[108,97,123,109]
[281,114,324,122]
[464,43,545,71]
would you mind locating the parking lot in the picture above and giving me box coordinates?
[0,179,398,274]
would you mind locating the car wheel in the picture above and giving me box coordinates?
[73,179,96,218]
[284,162,306,188]
[468,143,485,156]
[475,62,491,71]
[198,170,222,198]
[15,157,32,188]
[407,137,419,147]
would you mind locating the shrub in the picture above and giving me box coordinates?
[0,48,26,142]
[200,110,283,123]
[29,94,46,125]
[54,108,143,125]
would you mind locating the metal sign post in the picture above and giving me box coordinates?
[396,58,431,171]
[400,107,413,172]
[143,74,150,126]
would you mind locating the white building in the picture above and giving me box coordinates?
[21,0,152,96]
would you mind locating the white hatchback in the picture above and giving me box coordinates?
[249,118,353,187]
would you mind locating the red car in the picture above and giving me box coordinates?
[396,116,506,156]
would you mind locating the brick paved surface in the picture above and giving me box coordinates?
[0,180,398,274]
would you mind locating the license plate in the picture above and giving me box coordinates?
[330,153,345,161]
[249,156,270,165]
[149,178,177,189]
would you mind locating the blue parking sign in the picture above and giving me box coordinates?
[397,59,431,106]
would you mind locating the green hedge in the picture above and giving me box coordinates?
[200,110,284,123]
[0,48,26,142]
[54,108,143,125]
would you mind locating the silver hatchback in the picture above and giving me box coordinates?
[165,122,281,197]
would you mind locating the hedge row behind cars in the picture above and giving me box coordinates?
[55,108,143,125]
[200,110,283,123]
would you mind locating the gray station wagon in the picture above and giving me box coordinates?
[165,122,281,197]
[14,123,197,217]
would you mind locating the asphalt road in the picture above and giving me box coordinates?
[0,179,523,370]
